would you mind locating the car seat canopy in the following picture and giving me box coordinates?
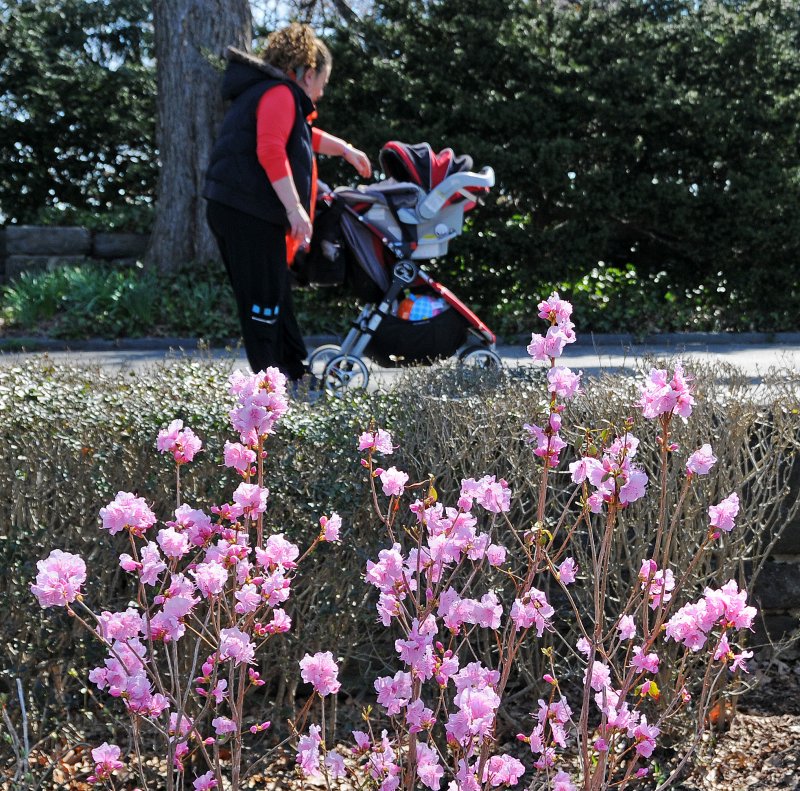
[379,141,474,192]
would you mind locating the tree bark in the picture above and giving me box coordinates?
[147,0,252,272]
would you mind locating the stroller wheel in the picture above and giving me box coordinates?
[308,343,343,379]
[322,354,370,393]
[458,346,502,370]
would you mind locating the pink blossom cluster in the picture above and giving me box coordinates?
[299,651,341,696]
[639,559,676,609]
[30,549,86,608]
[522,293,583,469]
[86,742,124,783]
[99,491,157,537]
[523,415,568,467]
[88,638,169,717]
[708,492,740,535]
[364,487,510,629]
[157,419,203,464]
[665,579,756,667]
[358,427,394,455]
[510,587,555,636]
[569,433,649,510]
[228,367,289,443]
[686,443,717,476]
[527,292,576,362]
[519,696,573,771]
[637,363,695,421]
[573,653,663,761]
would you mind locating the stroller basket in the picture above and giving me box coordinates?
[365,308,469,368]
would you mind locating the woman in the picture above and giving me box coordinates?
[204,23,371,381]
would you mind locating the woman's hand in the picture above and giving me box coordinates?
[287,204,313,248]
[343,144,372,179]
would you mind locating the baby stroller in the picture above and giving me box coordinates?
[299,141,500,391]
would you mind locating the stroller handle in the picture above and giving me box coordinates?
[417,166,495,220]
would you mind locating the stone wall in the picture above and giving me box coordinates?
[0,225,149,282]
[752,460,800,656]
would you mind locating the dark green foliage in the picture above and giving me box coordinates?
[3,0,799,331]
[320,0,800,331]
[1,260,241,340]
[0,0,156,226]
[0,261,358,340]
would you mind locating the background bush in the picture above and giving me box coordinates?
[2,0,799,332]
[1,354,798,767]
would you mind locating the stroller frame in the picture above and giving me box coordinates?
[308,149,500,391]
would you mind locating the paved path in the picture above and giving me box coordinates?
[1,333,799,384]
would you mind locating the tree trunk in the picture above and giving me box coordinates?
[147,0,252,272]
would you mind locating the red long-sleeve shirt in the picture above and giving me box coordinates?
[255,85,322,263]
[256,84,322,182]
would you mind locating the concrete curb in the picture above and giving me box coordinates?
[0,334,339,353]
[4,331,800,354]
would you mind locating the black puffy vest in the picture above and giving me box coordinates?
[203,59,314,224]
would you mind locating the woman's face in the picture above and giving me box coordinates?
[299,65,330,103]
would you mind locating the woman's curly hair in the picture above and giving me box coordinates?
[259,22,331,75]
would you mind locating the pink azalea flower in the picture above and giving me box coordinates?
[296,723,322,777]
[527,324,574,361]
[553,769,577,791]
[708,492,740,533]
[405,699,435,733]
[211,715,237,735]
[299,651,341,697]
[510,588,554,636]
[416,742,444,790]
[234,583,261,614]
[731,650,753,673]
[358,428,394,455]
[157,526,190,560]
[547,366,583,400]
[631,646,660,674]
[256,533,299,569]
[319,512,342,542]
[537,293,573,324]
[476,475,511,513]
[157,419,202,464]
[617,615,636,641]
[486,543,507,566]
[87,742,123,782]
[232,482,269,518]
[380,467,409,497]
[325,750,347,779]
[631,716,660,757]
[99,491,157,537]
[637,363,694,420]
[192,561,228,598]
[219,627,254,665]
[374,671,412,715]
[137,541,167,586]
[169,504,215,547]
[265,608,292,634]
[96,608,143,642]
[30,549,86,608]
[618,469,648,505]
[483,754,525,787]
[193,771,218,790]
[585,661,611,692]
[686,443,717,476]
[558,557,577,585]
[223,441,256,475]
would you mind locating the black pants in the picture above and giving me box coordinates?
[206,200,307,380]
